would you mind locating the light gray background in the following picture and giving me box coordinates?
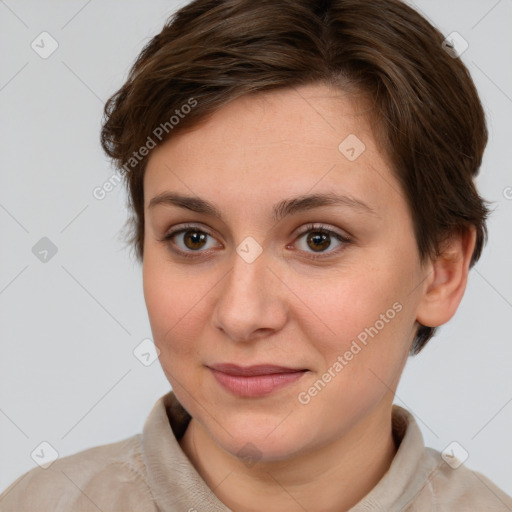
[1,0,511,497]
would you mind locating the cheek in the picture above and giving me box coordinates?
[288,267,414,437]
[142,254,214,364]
[300,263,406,343]
[300,260,415,389]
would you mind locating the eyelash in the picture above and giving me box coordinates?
[158,223,352,261]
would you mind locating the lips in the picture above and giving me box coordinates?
[208,364,308,397]
[208,363,307,376]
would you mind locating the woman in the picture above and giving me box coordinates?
[2,0,511,510]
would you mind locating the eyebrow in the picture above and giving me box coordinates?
[148,191,379,222]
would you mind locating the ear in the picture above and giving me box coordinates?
[416,226,476,328]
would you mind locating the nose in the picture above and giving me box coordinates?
[211,245,287,342]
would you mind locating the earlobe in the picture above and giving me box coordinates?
[416,227,476,328]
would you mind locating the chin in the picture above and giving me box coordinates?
[224,434,304,465]
[209,414,312,461]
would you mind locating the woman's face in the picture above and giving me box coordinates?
[142,83,427,461]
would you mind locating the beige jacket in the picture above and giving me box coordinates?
[1,391,511,511]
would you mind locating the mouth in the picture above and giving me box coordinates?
[207,363,308,376]
[207,363,308,397]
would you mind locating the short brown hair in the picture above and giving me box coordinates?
[100,0,489,355]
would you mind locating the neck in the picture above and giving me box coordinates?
[178,400,398,512]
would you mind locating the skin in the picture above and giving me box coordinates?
[142,83,475,512]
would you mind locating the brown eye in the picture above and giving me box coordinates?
[162,224,220,256]
[294,224,351,259]
[183,230,208,250]
[161,222,351,261]
[306,232,332,252]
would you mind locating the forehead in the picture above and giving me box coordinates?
[143,84,404,222]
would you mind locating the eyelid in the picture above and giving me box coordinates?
[292,222,351,242]
[159,223,223,257]
[160,222,352,259]
[290,222,352,260]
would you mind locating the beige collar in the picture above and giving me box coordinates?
[141,391,437,511]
